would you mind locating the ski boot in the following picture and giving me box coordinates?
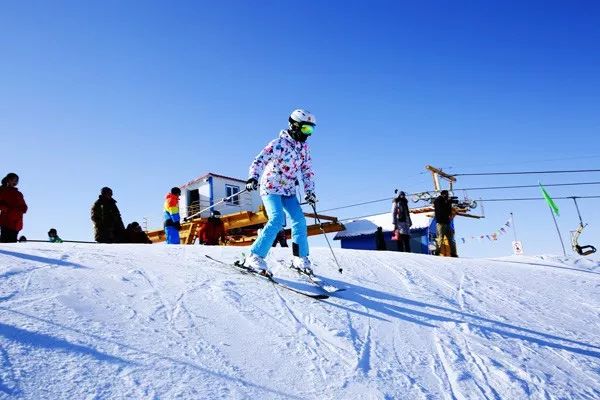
[292,256,314,276]
[244,253,273,278]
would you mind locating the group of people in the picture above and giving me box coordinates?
[161,186,228,246]
[2,109,321,277]
[375,189,458,257]
[91,186,152,244]
[2,109,458,274]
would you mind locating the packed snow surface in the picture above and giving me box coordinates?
[0,243,599,399]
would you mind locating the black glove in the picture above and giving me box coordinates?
[246,178,258,191]
[174,221,181,231]
[305,192,317,207]
[164,219,173,228]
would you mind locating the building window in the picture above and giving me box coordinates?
[225,184,240,205]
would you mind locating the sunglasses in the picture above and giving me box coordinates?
[300,124,315,135]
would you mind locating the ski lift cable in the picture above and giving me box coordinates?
[455,181,600,191]
[338,196,600,222]
[319,183,600,213]
[452,169,600,177]
[476,195,600,201]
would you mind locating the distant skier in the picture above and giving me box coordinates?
[0,173,28,243]
[91,187,125,243]
[48,228,63,243]
[197,210,227,245]
[375,226,386,250]
[392,190,412,252]
[164,187,182,244]
[433,190,458,257]
[244,109,317,276]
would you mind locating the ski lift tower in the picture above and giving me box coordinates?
[426,165,456,192]
[410,165,481,218]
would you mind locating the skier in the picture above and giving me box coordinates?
[164,187,182,244]
[244,109,317,276]
[0,173,28,243]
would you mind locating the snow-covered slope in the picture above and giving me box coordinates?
[0,243,598,399]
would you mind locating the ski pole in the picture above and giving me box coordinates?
[184,188,248,222]
[310,203,343,274]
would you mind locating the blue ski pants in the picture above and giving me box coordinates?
[165,226,180,244]
[250,194,308,258]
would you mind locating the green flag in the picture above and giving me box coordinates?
[539,183,559,216]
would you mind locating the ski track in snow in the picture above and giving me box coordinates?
[0,244,599,399]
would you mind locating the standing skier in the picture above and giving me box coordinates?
[244,109,317,276]
[164,187,182,244]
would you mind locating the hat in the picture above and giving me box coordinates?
[171,187,182,196]
[1,173,18,186]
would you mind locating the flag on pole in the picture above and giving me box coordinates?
[539,183,560,216]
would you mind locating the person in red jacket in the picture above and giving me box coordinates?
[0,173,28,243]
[197,211,227,245]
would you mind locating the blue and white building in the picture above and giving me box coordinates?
[333,212,435,254]
[179,172,262,219]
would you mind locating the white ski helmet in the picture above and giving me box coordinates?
[289,109,316,126]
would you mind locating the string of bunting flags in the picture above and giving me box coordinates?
[459,216,512,243]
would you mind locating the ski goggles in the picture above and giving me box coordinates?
[300,124,315,135]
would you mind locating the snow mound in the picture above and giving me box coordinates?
[0,243,599,399]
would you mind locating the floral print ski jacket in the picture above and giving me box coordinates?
[248,130,315,197]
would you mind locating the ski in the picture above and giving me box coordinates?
[279,260,346,293]
[204,255,329,300]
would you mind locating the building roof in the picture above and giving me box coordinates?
[180,172,247,189]
[333,212,433,240]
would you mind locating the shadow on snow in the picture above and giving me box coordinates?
[322,277,600,360]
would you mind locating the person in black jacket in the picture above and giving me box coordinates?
[433,190,458,257]
[123,222,152,244]
[375,226,386,250]
[392,190,412,252]
[91,187,125,243]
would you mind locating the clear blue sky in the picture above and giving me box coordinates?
[2,1,599,258]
